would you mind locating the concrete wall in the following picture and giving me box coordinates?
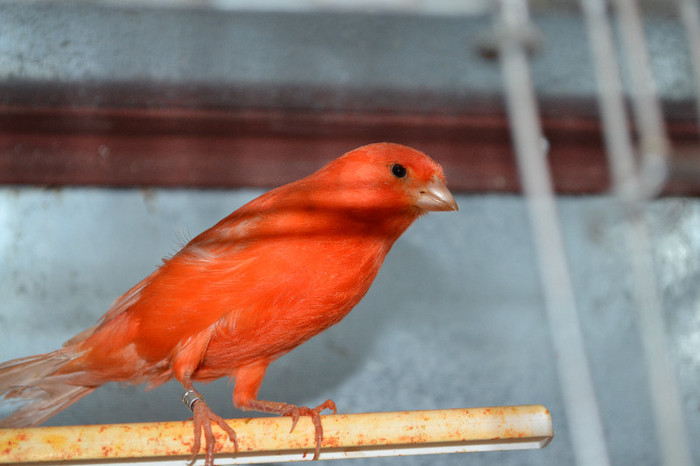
[1,188,698,465]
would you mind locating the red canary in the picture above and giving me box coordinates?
[0,143,457,465]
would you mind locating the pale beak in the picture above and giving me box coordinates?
[416,176,459,212]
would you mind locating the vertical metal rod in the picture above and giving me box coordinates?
[678,0,700,134]
[495,1,611,465]
[624,210,692,466]
[612,0,670,195]
[580,1,692,465]
[578,0,637,199]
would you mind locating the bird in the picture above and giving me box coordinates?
[0,142,458,465]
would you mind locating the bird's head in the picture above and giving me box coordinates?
[317,142,458,216]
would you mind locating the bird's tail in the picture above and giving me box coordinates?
[0,346,96,428]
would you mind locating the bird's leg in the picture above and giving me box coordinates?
[232,361,335,459]
[182,378,238,466]
[245,398,337,460]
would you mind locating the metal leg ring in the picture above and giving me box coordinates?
[182,389,202,411]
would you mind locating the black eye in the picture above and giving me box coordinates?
[391,163,407,178]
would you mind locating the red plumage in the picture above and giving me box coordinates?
[0,142,457,465]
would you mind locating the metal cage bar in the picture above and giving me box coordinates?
[494,1,612,465]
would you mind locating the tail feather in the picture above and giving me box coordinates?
[0,349,96,428]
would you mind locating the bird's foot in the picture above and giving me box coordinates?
[247,399,336,460]
[185,390,238,466]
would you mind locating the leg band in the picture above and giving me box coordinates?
[182,389,202,411]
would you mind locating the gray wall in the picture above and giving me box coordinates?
[1,188,698,465]
[0,3,694,110]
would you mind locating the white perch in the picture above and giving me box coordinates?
[0,405,552,465]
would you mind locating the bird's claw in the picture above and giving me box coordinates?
[282,399,336,460]
[189,397,238,466]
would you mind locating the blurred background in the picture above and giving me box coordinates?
[1,1,699,465]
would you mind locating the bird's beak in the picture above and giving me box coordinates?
[416,176,459,212]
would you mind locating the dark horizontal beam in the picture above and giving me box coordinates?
[1,103,698,195]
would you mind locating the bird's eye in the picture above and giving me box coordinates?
[391,163,407,178]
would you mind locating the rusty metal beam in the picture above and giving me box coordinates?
[0,103,697,194]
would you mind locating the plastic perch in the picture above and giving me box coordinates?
[0,405,552,465]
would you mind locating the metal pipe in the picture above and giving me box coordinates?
[612,0,670,196]
[678,0,700,137]
[495,1,611,465]
[0,405,552,464]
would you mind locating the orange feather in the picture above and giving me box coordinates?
[0,142,457,463]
